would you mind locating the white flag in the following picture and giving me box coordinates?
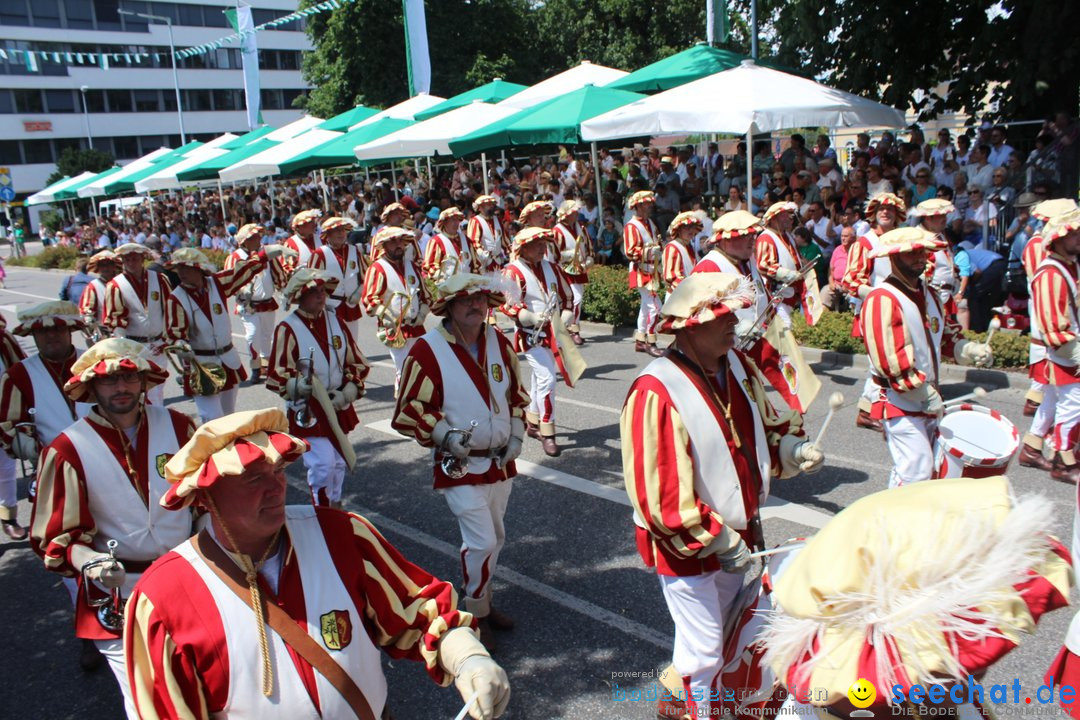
[226,6,263,129]
[402,0,431,96]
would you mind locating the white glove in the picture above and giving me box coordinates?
[496,419,525,470]
[560,309,574,327]
[1061,340,1080,367]
[329,382,360,410]
[171,342,194,363]
[792,441,824,474]
[734,317,763,345]
[900,383,944,417]
[262,244,297,261]
[284,376,312,401]
[857,284,872,301]
[438,628,511,720]
[702,525,750,573]
[432,420,470,460]
[11,432,39,462]
[957,340,993,368]
[774,267,801,284]
[517,308,540,327]
[559,250,576,264]
[72,546,126,590]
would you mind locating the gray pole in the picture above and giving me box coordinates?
[79,86,93,149]
[165,19,186,144]
[751,0,759,60]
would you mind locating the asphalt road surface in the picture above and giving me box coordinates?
[0,264,1074,720]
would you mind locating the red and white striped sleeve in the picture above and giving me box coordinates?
[622,223,643,263]
[78,282,99,319]
[360,261,388,316]
[842,235,874,297]
[500,264,527,319]
[0,327,26,369]
[861,288,924,392]
[422,236,447,279]
[1033,265,1077,350]
[663,243,688,288]
[102,277,129,331]
[754,233,781,281]
[1023,237,1046,280]
[213,255,265,298]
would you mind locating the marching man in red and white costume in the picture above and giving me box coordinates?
[361,225,431,387]
[467,195,509,271]
[503,227,576,458]
[915,199,959,314]
[31,338,195,717]
[662,211,701,297]
[623,190,664,357]
[283,208,323,271]
[124,407,510,720]
[164,245,291,423]
[754,201,810,329]
[0,315,27,540]
[79,249,120,336]
[310,215,364,340]
[424,207,477,283]
[1029,209,1080,484]
[103,243,172,405]
[553,200,593,346]
[393,273,529,650]
[266,268,369,508]
[843,193,906,431]
[861,227,992,488]
[224,223,290,384]
[620,272,822,720]
[517,200,554,231]
[372,201,416,264]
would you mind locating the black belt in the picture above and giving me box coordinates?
[193,343,232,357]
[468,448,502,459]
[117,558,154,573]
[124,334,162,344]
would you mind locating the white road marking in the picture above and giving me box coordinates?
[364,418,831,529]
[0,287,59,301]
[354,505,672,651]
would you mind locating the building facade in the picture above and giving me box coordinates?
[0,0,311,194]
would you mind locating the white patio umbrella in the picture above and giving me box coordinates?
[219,128,343,183]
[349,93,448,130]
[134,133,240,192]
[500,60,628,110]
[77,147,175,198]
[581,60,907,196]
[27,171,96,205]
[263,115,324,142]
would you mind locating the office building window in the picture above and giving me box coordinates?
[161,91,176,111]
[177,3,202,26]
[63,0,94,29]
[139,135,166,155]
[82,89,106,112]
[0,0,31,26]
[282,89,304,108]
[113,136,138,158]
[260,89,283,110]
[186,89,211,111]
[92,0,120,30]
[44,89,76,113]
[119,0,148,30]
[107,89,132,112]
[23,139,54,164]
[31,0,62,27]
[0,141,22,165]
[13,89,44,114]
[133,89,160,112]
[148,2,178,24]
[0,91,12,114]
[212,89,237,111]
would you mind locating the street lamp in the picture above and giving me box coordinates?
[118,8,186,144]
[79,85,93,149]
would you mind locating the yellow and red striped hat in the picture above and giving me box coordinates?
[165,247,216,274]
[12,300,85,337]
[370,225,414,248]
[656,272,755,334]
[867,226,946,258]
[429,272,518,317]
[866,191,907,221]
[235,223,264,244]
[913,198,955,218]
[517,200,554,224]
[320,216,356,234]
[511,226,554,256]
[290,209,322,228]
[761,476,1071,708]
[713,210,762,240]
[556,200,581,222]
[64,337,167,402]
[762,201,798,224]
[114,242,156,258]
[1034,198,1078,223]
[628,190,655,209]
[283,267,340,303]
[161,408,309,510]
[86,249,119,272]
[471,194,498,211]
[379,202,408,223]
[436,206,465,228]
[1042,208,1080,245]
[668,211,704,235]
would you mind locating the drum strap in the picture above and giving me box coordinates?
[191,532,379,720]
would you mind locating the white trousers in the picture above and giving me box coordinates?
[96,637,136,718]
[239,310,276,367]
[884,414,936,488]
[193,387,238,425]
[441,480,513,615]
[524,346,557,429]
[1031,383,1058,439]
[569,283,585,329]
[387,338,417,390]
[659,570,746,717]
[0,446,15,512]
[303,436,347,505]
[636,288,661,341]
[1052,384,1080,454]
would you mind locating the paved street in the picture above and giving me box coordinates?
[0,264,1074,719]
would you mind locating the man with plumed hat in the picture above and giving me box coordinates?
[662,211,702,297]
[842,192,906,431]
[310,215,365,340]
[1028,209,1080,483]
[424,207,477,283]
[517,199,554,231]
[283,208,323,270]
[266,268,368,508]
[361,225,432,387]
[620,272,823,720]
[393,273,529,649]
[552,199,593,346]
[502,227,576,457]
[913,198,959,313]
[31,337,196,716]
[0,314,27,540]
[467,194,509,271]
[102,243,173,405]
[861,227,992,488]
[224,223,291,385]
[754,201,808,328]
[124,408,510,720]
[164,243,292,423]
[79,249,120,338]
[623,190,664,356]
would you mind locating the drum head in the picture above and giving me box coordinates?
[938,405,1018,464]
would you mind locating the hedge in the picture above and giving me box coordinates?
[581,264,639,327]
[7,245,79,270]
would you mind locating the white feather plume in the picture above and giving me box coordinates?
[759,493,1059,696]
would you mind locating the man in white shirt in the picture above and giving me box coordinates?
[866,164,893,197]
[966,144,995,191]
[817,158,843,193]
[987,125,1016,167]
[804,201,837,250]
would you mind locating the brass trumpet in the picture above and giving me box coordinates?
[437,421,478,479]
[82,539,126,632]
[294,348,318,429]
[163,343,226,396]
[377,290,415,349]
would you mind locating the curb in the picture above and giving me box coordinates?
[800,345,1027,390]
[6,263,69,274]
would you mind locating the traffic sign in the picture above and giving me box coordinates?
[0,167,12,202]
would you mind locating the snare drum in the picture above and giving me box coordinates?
[932,403,1019,479]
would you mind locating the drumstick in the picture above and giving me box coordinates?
[985,317,1001,344]
[812,392,845,447]
[748,542,806,561]
[454,689,481,720]
[943,386,988,408]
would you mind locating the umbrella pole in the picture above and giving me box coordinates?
[391,164,398,199]
[426,157,433,190]
[706,134,714,198]
[481,152,490,195]
[268,177,276,220]
[147,193,155,226]
[746,128,753,213]
[591,141,603,239]
[320,169,330,212]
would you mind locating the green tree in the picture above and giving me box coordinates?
[45,147,115,187]
[769,0,1079,124]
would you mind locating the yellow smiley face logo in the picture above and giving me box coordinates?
[848,678,876,708]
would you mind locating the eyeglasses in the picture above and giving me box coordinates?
[969,190,982,195]
[95,371,142,386]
